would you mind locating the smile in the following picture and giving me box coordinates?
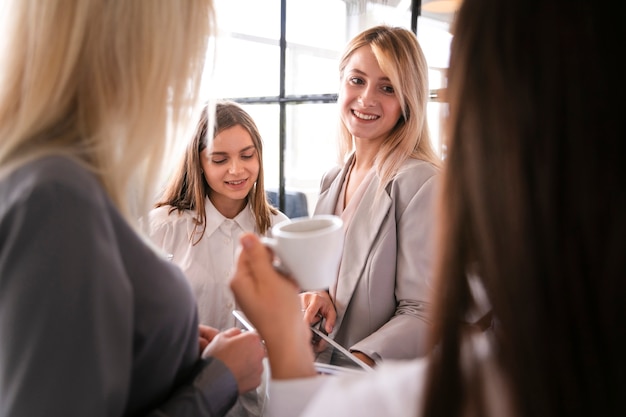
[352,109,379,120]
[225,179,247,185]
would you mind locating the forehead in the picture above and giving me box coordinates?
[211,125,255,153]
[343,46,388,79]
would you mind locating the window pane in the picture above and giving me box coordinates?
[211,0,281,99]
[285,103,340,214]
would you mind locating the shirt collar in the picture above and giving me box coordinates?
[203,196,256,236]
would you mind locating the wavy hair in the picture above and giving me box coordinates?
[0,0,215,224]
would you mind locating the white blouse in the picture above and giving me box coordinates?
[265,332,512,417]
[148,197,289,329]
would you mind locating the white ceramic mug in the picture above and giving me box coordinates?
[261,214,344,290]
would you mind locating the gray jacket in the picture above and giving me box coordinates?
[315,155,439,362]
[0,156,237,417]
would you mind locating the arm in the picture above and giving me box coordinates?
[0,179,133,416]
[230,234,316,380]
[230,233,324,416]
[0,169,252,417]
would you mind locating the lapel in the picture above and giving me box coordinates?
[328,170,393,334]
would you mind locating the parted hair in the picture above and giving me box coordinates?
[337,25,441,190]
[155,101,279,244]
[0,0,215,223]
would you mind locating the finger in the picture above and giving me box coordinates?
[302,306,322,325]
[221,327,243,337]
[198,324,220,340]
[199,338,209,354]
[324,309,336,334]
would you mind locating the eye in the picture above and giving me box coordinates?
[381,85,395,94]
[348,76,365,85]
[240,149,257,160]
[211,158,227,164]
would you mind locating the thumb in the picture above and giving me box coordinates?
[235,233,277,284]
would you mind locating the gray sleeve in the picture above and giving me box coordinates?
[148,358,238,417]
[0,178,134,416]
[0,174,239,417]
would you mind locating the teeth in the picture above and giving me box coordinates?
[227,180,245,185]
[353,110,378,120]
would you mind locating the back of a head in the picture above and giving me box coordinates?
[425,0,626,416]
[0,0,215,221]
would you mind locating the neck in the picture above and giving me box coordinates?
[353,143,378,172]
[209,194,247,219]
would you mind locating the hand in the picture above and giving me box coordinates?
[230,233,316,379]
[202,327,265,394]
[300,290,336,334]
[198,324,220,355]
[351,351,376,367]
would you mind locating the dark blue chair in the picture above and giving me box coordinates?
[266,188,309,219]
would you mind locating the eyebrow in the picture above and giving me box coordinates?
[210,145,256,156]
[347,68,391,83]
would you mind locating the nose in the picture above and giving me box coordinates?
[228,159,243,174]
[357,86,377,107]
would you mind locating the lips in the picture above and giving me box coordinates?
[352,109,379,120]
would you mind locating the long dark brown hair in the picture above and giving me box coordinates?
[155,100,278,244]
[423,0,626,416]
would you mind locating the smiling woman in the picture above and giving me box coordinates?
[147,100,289,417]
[299,25,442,367]
[148,100,288,329]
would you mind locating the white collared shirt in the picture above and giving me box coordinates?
[148,197,288,329]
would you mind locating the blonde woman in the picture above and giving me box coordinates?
[300,25,441,366]
[0,1,264,416]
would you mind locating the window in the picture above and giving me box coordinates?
[208,0,453,215]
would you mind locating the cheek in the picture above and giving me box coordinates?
[202,161,226,188]
[385,100,403,122]
[249,160,260,181]
[204,170,223,189]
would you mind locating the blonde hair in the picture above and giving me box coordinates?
[338,25,440,188]
[0,0,215,224]
[156,100,279,243]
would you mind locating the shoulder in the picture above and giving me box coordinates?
[396,158,439,183]
[320,164,344,192]
[0,156,112,224]
[147,205,193,235]
[387,159,439,195]
[271,209,290,225]
[148,205,177,224]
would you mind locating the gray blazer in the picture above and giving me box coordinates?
[314,155,439,361]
